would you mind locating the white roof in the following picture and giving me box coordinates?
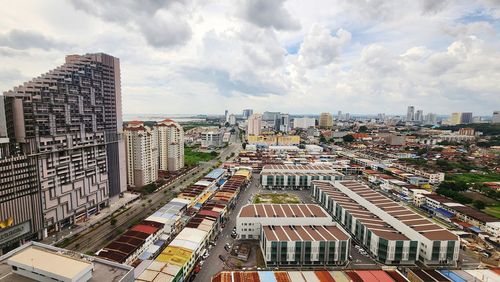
[7,247,93,280]
[195,180,212,186]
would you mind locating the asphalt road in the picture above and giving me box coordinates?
[65,138,242,253]
[193,173,261,282]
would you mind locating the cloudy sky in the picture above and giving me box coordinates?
[1,0,499,116]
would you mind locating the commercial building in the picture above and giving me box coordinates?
[449,112,473,125]
[424,113,437,125]
[406,268,499,282]
[237,204,350,266]
[124,121,158,187]
[293,117,316,129]
[242,109,253,119]
[319,113,333,128]
[201,129,224,148]
[278,113,290,132]
[247,135,300,146]
[0,241,134,282]
[312,181,459,265]
[3,53,127,236]
[260,164,344,190]
[228,114,236,125]
[247,114,262,136]
[156,119,184,172]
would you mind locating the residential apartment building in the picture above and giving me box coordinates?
[407,106,415,121]
[493,111,500,123]
[156,119,184,172]
[260,164,344,190]
[293,117,316,129]
[2,53,126,236]
[312,181,459,265]
[319,113,333,128]
[247,114,262,136]
[237,204,350,267]
[124,121,158,187]
[242,109,253,119]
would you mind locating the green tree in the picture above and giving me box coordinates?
[342,134,355,142]
[473,200,485,210]
[110,217,117,226]
[320,134,327,143]
[359,126,368,132]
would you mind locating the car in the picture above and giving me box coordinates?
[231,233,237,239]
[202,253,209,259]
[232,227,236,232]
[354,245,360,249]
[224,246,230,252]
[225,243,231,248]
[219,255,225,261]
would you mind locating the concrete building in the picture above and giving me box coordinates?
[242,109,253,119]
[224,110,228,122]
[262,111,280,130]
[260,164,344,190]
[319,113,333,128]
[124,121,158,187]
[493,110,500,124]
[228,114,236,125]
[407,106,415,122]
[3,53,126,236]
[293,117,316,129]
[201,129,224,148]
[424,113,437,125]
[156,119,184,172]
[385,134,406,146]
[312,181,459,265]
[0,241,134,282]
[237,204,350,267]
[278,113,290,132]
[247,114,262,136]
[460,112,473,124]
[415,110,423,122]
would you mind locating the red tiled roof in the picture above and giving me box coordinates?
[130,224,158,235]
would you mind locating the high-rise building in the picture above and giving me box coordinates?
[293,117,316,129]
[337,110,342,120]
[319,113,333,128]
[124,121,158,187]
[344,113,350,121]
[242,109,253,119]
[247,114,262,136]
[460,112,473,124]
[262,111,280,130]
[424,113,437,125]
[449,112,461,125]
[493,111,500,124]
[406,106,415,121]
[3,53,126,235]
[224,110,229,122]
[156,119,184,172]
[278,113,290,132]
[415,110,424,122]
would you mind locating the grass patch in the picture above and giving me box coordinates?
[184,146,218,166]
[253,193,301,204]
[483,205,500,219]
[446,173,500,183]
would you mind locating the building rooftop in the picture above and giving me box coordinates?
[239,204,330,218]
[262,225,349,242]
[0,242,133,282]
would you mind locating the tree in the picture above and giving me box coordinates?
[343,134,355,142]
[320,134,327,143]
[473,200,485,210]
[110,217,117,226]
[242,143,247,149]
[359,126,368,132]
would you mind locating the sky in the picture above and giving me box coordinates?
[0,0,499,116]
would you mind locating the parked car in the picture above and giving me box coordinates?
[219,255,226,261]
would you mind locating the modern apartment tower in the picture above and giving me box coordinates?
[247,113,262,136]
[2,53,127,236]
[156,119,184,172]
[319,113,333,128]
[242,109,253,119]
[406,106,415,122]
[124,121,158,187]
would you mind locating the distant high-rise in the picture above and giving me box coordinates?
[242,109,253,119]
[415,110,424,122]
[278,113,290,132]
[156,119,184,172]
[406,106,415,121]
[319,113,333,128]
[337,110,342,120]
[449,112,461,125]
[229,114,237,125]
[3,53,126,235]
[124,121,158,187]
[224,110,229,122]
[424,113,437,125]
[493,111,500,124]
[247,114,262,136]
[293,117,316,129]
[460,112,473,124]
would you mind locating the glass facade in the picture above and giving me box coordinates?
[378,238,388,261]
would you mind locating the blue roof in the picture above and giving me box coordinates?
[469,226,482,233]
[206,168,225,179]
[435,208,454,218]
[154,240,166,246]
[218,179,226,185]
[437,270,467,282]
[258,272,276,282]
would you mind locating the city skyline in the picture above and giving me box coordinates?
[1,1,499,115]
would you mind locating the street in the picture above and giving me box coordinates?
[193,173,261,282]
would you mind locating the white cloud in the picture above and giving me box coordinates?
[297,26,351,68]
